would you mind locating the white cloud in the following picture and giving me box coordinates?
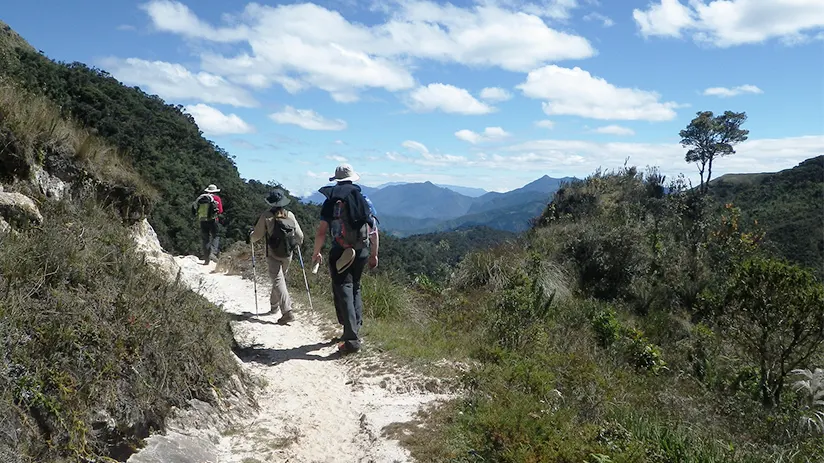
[326,154,348,162]
[633,0,824,47]
[139,0,595,100]
[703,84,764,97]
[401,140,430,154]
[593,125,635,136]
[387,150,468,167]
[269,106,347,131]
[455,127,512,144]
[378,134,824,190]
[406,83,495,115]
[583,12,615,27]
[497,135,824,181]
[184,104,255,136]
[103,57,258,107]
[518,65,680,121]
[479,87,513,102]
[535,120,555,129]
[633,0,695,38]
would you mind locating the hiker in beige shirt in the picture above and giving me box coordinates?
[250,188,304,325]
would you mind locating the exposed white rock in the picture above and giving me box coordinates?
[33,165,68,200]
[0,192,43,225]
[130,218,181,278]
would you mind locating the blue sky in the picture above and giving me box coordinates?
[4,0,824,196]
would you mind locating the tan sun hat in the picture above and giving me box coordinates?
[329,164,360,183]
[204,184,220,193]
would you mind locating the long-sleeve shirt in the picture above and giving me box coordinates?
[251,208,305,259]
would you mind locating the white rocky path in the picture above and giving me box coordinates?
[129,221,448,463]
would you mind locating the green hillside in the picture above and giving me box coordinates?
[0,22,312,255]
[709,155,823,277]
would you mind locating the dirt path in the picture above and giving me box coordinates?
[170,255,445,463]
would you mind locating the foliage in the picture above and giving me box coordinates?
[0,78,156,207]
[378,226,516,283]
[0,200,240,462]
[0,41,312,255]
[360,272,414,320]
[709,155,824,279]
[680,110,749,193]
[791,368,824,435]
[712,257,824,408]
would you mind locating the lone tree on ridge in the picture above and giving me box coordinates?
[680,110,749,194]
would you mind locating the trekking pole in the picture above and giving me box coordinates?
[250,241,259,315]
[296,247,314,311]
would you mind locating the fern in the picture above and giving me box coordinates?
[791,368,824,435]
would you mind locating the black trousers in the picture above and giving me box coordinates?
[328,246,369,350]
[199,220,219,262]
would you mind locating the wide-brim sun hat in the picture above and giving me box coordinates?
[204,184,220,193]
[265,188,291,207]
[329,164,360,183]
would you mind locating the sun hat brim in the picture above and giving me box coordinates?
[329,173,360,183]
[204,187,220,193]
[266,197,291,207]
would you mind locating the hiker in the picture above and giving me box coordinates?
[192,184,224,265]
[311,164,379,354]
[249,188,305,324]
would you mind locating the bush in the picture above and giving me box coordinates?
[487,278,555,350]
[0,200,240,462]
[591,305,622,348]
[715,257,824,408]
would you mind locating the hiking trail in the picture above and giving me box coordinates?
[130,249,448,463]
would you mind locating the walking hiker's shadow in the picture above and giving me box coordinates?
[229,311,280,326]
[233,341,341,366]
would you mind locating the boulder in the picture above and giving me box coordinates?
[0,216,9,234]
[0,192,42,225]
[33,165,68,200]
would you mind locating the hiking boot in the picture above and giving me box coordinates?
[277,311,295,325]
[337,340,360,355]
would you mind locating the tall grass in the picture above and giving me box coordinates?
[0,78,155,200]
[0,200,240,461]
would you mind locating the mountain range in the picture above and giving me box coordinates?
[303,175,575,236]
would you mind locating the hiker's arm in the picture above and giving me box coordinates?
[312,221,328,263]
[250,216,265,243]
[292,211,305,245]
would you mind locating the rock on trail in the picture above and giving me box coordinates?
[128,240,448,463]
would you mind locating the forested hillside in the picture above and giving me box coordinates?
[0,20,305,255]
[709,155,823,277]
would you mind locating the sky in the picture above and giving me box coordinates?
[3,0,824,196]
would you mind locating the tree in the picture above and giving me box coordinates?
[719,257,824,408]
[680,111,749,194]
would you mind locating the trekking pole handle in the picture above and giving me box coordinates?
[311,261,320,274]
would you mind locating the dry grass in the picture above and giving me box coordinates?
[0,78,155,200]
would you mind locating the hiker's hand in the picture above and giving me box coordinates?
[369,255,378,269]
[312,252,323,264]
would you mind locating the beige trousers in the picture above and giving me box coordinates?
[267,255,292,314]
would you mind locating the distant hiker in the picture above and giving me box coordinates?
[311,164,379,354]
[249,188,305,324]
[192,184,224,265]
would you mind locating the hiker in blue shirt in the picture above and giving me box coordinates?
[311,164,379,355]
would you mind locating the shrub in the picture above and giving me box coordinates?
[791,368,824,435]
[0,199,240,461]
[487,278,556,350]
[591,305,622,348]
[716,257,824,408]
